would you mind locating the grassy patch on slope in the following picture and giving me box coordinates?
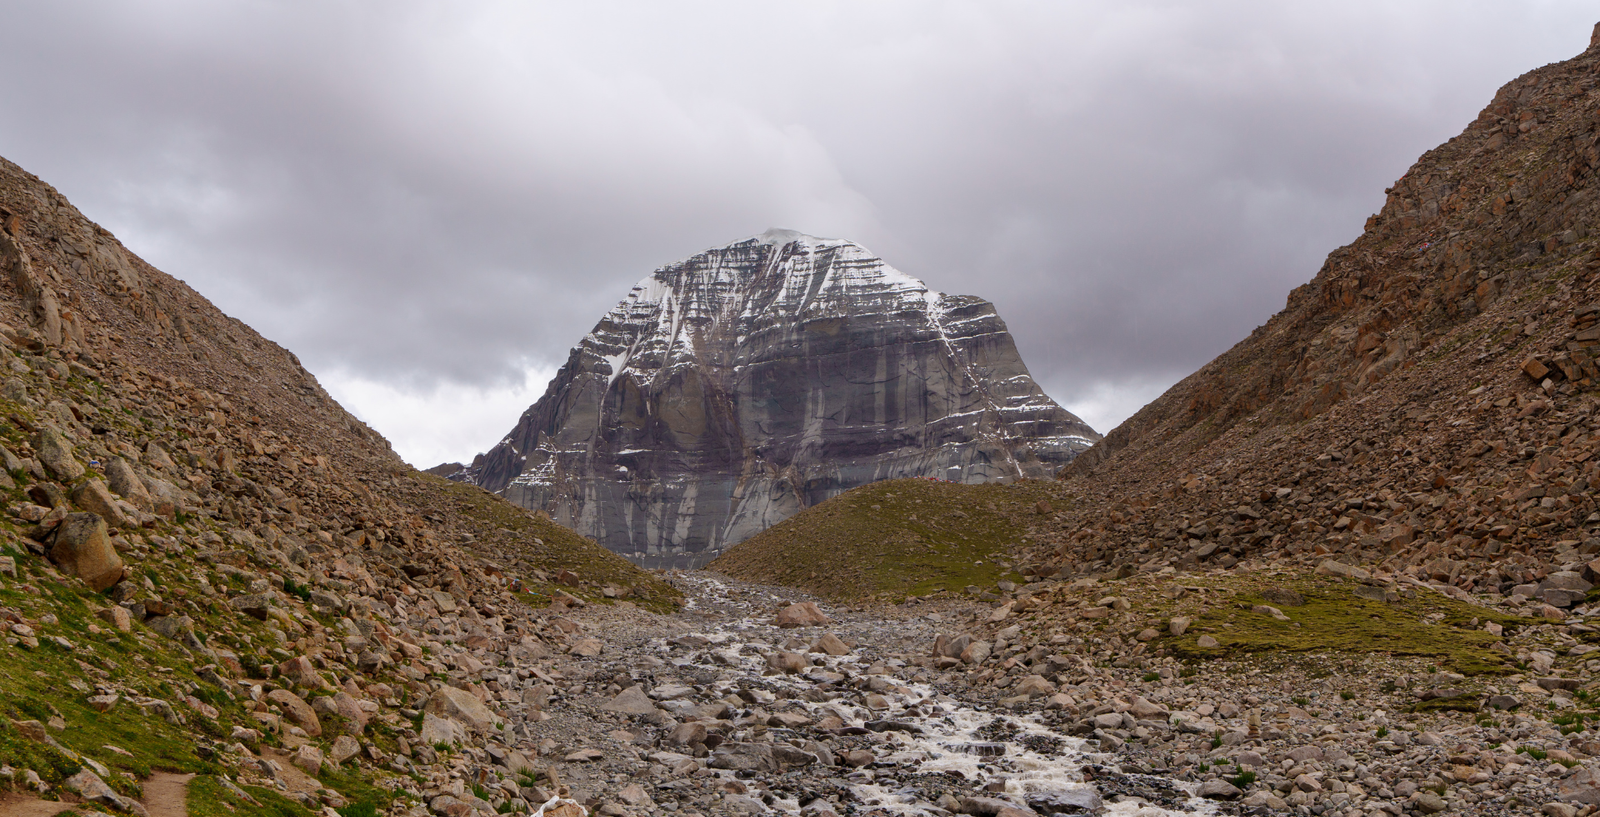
[1166,575,1532,675]
[189,774,315,817]
[710,478,1067,602]
[0,545,230,792]
[400,474,682,613]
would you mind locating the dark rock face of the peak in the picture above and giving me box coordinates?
[467,231,1098,563]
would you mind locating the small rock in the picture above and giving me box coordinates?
[1315,559,1370,580]
[1414,791,1448,814]
[290,744,325,775]
[775,601,831,628]
[811,633,851,656]
[330,735,361,765]
[266,689,322,737]
[65,770,146,816]
[1197,779,1242,800]
[766,651,809,674]
[569,637,603,657]
[601,686,661,716]
[425,686,501,731]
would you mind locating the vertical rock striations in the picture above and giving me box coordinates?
[465,229,1098,562]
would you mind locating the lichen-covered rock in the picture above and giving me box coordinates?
[464,230,1099,562]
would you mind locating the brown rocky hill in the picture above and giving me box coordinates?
[1022,24,1600,598]
[0,154,675,813]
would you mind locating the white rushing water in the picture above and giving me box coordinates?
[667,576,1215,817]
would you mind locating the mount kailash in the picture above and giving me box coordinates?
[453,229,1098,564]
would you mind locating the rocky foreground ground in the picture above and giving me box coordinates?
[229,566,1600,817]
[10,518,1600,817]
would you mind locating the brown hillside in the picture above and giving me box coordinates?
[0,155,673,607]
[0,154,676,814]
[1025,24,1600,595]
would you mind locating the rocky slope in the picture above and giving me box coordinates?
[1008,22,1600,595]
[0,154,678,817]
[461,229,1098,565]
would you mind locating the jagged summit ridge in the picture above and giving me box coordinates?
[465,231,1099,563]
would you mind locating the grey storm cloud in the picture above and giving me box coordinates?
[0,1,1594,465]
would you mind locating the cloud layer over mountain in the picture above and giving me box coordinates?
[0,1,1591,465]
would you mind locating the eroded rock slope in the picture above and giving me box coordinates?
[1020,23,1600,596]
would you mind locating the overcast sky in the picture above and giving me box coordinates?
[0,2,1593,467]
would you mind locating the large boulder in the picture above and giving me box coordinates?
[105,457,153,511]
[315,691,369,733]
[425,686,500,731]
[72,479,136,528]
[330,735,361,765]
[934,633,973,659]
[48,512,123,590]
[33,426,82,481]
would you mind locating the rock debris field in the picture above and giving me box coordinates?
[480,568,1600,817]
[505,573,1199,817]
